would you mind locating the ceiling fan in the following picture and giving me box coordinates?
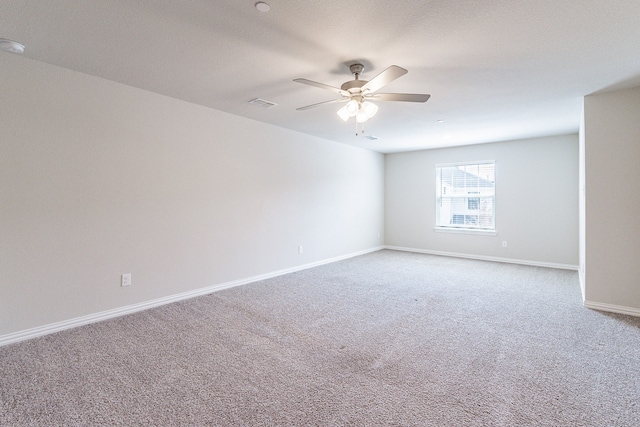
[294,63,430,132]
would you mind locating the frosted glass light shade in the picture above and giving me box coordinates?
[346,100,359,114]
[337,100,359,121]
[337,106,351,121]
[336,107,349,122]
[356,109,369,123]
[361,101,378,118]
[356,101,378,123]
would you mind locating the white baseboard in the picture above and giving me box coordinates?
[384,245,579,271]
[0,246,384,347]
[583,300,640,318]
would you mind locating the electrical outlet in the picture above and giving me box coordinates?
[298,245,303,254]
[121,273,132,287]
[502,241,508,248]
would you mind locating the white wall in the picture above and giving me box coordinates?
[583,86,640,313]
[0,55,384,336]
[385,135,578,267]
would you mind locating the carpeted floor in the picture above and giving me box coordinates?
[1,250,639,426]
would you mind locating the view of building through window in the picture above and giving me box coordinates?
[435,162,495,231]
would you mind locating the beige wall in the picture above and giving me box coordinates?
[583,86,640,312]
[385,135,579,267]
[0,56,384,336]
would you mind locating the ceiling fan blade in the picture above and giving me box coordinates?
[293,78,350,97]
[360,65,408,93]
[367,93,431,102]
[296,98,348,111]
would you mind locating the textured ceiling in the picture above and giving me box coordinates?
[2,0,640,153]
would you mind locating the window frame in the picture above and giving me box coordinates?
[434,160,496,235]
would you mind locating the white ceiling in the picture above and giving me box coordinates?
[2,0,640,153]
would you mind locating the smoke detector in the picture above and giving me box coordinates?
[255,2,271,12]
[0,38,25,54]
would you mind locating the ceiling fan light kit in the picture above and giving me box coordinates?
[337,100,378,123]
[294,63,430,135]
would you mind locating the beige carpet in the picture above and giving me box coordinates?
[1,250,639,426]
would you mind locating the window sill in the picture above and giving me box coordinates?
[434,227,497,236]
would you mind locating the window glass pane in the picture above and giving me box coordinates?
[468,198,480,210]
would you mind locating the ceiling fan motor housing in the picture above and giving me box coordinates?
[341,79,367,93]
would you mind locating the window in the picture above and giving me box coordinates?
[436,162,495,232]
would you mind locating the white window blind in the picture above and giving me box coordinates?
[435,162,495,231]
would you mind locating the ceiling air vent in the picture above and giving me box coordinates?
[249,98,278,108]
